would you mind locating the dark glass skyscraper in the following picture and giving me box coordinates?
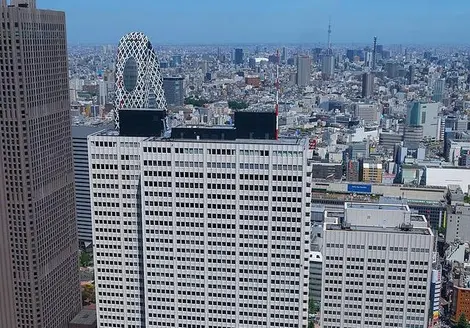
[163,76,184,107]
[234,48,244,65]
[0,1,81,327]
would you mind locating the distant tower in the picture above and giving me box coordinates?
[372,36,377,71]
[327,17,332,51]
[322,18,334,79]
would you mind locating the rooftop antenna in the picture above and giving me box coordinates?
[327,17,332,51]
[372,36,377,71]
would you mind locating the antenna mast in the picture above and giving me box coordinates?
[275,49,280,140]
[327,17,332,50]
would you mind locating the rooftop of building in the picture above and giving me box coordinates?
[325,221,432,235]
[325,202,433,236]
[345,202,408,212]
[72,124,113,138]
[92,128,305,146]
[69,308,97,326]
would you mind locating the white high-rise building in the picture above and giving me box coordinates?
[89,130,312,328]
[321,203,434,328]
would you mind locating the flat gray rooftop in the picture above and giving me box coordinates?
[92,129,304,146]
[326,223,431,235]
[69,308,97,325]
[346,203,409,212]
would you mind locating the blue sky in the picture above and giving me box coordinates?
[40,0,467,45]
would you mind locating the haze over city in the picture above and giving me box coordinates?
[42,0,470,45]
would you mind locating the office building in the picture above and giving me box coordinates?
[162,76,184,107]
[406,102,441,140]
[354,103,380,124]
[359,160,383,183]
[0,1,81,327]
[321,203,434,328]
[296,55,311,87]
[385,61,399,78]
[361,72,374,98]
[170,54,182,67]
[446,203,470,243]
[451,264,470,324]
[89,128,311,328]
[248,57,256,69]
[234,48,244,65]
[281,46,287,64]
[408,65,415,85]
[72,125,111,245]
[432,78,446,102]
[321,55,335,80]
[403,125,424,149]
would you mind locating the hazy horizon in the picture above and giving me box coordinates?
[40,0,469,45]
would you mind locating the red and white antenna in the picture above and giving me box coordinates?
[275,49,280,140]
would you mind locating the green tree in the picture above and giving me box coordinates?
[82,283,95,306]
[184,97,208,107]
[79,251,92,267]
[457,313,469,328]
[228,100,248,110]
[308,297,320,314]
[308,321,314,328]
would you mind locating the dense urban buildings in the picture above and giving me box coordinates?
[321,203,434,328]
[0,1,81,327]
[59,6,470,328]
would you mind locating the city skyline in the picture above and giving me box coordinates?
[41,0,469,45]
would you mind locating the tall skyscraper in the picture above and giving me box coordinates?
[114,32,167,128]
[162,76,185,107]
[321,203,434,328]
[0,1,81,327]
[72,125,112,245]
[281,46,287,64]
[361,72,374,99]
[321,55,335,80]
[408,64,415,85]
[432,78,446,102]
[234,48,244,65]
[296,55,311,87]
[90,33,311,328]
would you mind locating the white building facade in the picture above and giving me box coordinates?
[321,203,434,328]
[89,133,311,328]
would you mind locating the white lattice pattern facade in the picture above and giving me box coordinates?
[114,32,167,128]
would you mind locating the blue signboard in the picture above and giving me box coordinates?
[347,184,372,193]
